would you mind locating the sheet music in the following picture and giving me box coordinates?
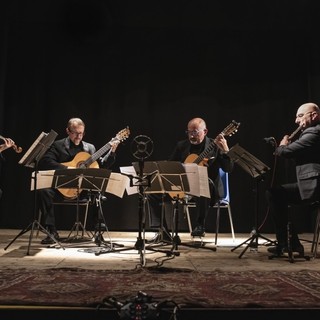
[119,166,139,195]
[120,163,210,198]
[183,163,200,197]
[33,170,127,199]
[30,170,55,190]
[19,132,47,166]
[183,163,210,198]
[198,165,211,198]
[106,172,129,198]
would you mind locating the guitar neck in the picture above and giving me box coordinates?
[194,142,215,164]
[83,143,111,167]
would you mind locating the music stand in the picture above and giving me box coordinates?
[228,144,276,258]
[129,161,189,261]
[139,161,214,256]
[52,168,111,243]
[4,130,62,255]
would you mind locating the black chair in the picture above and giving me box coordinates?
[37,196,91,240]
[270,201,320,262]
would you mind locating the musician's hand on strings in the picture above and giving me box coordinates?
[110,141,119,153]
[214,133,229,153]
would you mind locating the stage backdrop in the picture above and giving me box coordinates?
[1,1,320,234]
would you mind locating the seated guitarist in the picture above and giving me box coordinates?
[147,117,234,242]
[37,117,119,245]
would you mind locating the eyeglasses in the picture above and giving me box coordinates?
[185,129,204,136]
[69,129,84,136]
[296,111,313,118]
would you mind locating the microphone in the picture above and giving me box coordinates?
[263,137,275,143]
[263,137,276,146]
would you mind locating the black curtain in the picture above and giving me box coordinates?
[1,0,320,234]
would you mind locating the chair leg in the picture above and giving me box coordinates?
[215,205,220,245]
[227,205,236,243]
[185,205,193,237]
[311,207,320,259]
[215,204,235,245]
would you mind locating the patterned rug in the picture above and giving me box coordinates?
[1,267,320,309]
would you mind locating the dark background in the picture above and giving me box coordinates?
[1,0,320,234]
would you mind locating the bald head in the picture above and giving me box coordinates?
[297,102,320,115]
[187,118,207,130]
[295,102,320,128]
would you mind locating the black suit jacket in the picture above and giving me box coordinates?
[168,136,234,202]
[274,123,320,200]
[38,137,115,170]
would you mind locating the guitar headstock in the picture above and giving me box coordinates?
[222,120,240,137]
[115,127,130,142]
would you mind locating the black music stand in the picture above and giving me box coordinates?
[139,161,217,256]
[54,168,126,254]
[4,130,61,255]
[131,160,191,261]
[140,161,189,237]
[228,144,276,258]
[136,161,217,257]
[52,168,111,243]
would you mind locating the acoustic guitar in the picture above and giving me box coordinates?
[184,120,240,166]
[169,120,240,199]
[58,127,130,199]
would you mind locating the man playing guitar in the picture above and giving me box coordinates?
[147,117,236,242]
[37,117,123,244]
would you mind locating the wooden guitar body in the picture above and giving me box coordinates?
[58,152,99,199]
[168,120,240,200]
[61,152,100,169]
[184,154,208,167]
[57,127,130,199]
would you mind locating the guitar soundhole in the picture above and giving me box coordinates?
[78,162,86,168]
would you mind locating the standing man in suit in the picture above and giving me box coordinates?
[266,102,320,256]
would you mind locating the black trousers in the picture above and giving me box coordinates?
[265,182,312,246]
[147,193,211,230]
[37,188,64,229]
[37,188,98,230]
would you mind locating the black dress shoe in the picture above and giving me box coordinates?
[268,244,304,257]
[267,245,285,256]
[41,232,60,245]
[191,225,205,237]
